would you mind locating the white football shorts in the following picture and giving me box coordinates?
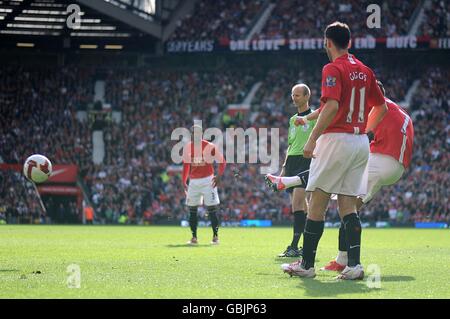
[360,152,405,203]
[186,175,220,207]
[306,133,369,196]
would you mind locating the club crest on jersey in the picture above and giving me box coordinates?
[325,76,336,87]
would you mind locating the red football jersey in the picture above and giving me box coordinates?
[320,53,385,134]
[182,139,226,183]
[371,98,414,168]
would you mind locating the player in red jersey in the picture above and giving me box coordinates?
[321,81,415,271]
[278,82,415,271]
[282,22,387,280]
[182,125,226,245]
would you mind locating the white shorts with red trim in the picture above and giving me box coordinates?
[306,133,369,196]
[186,175,220,207]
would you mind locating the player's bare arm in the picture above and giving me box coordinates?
[295,109,320,126]
[303,99,339,158]
[366,102,388,133]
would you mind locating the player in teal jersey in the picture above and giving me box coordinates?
[265,84,317,257]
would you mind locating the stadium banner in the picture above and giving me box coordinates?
[0,164,78,183]
[181,220,247,227]
[166,36,445,53]
[37,185,81,196]
[48,165,78,183]
[166,40,216,53]
[240,219,272,227]
[415,222,448,229]
[376,221,391,228]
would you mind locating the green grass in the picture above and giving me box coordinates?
[0,225,449,298]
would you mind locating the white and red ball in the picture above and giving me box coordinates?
[23,154,52,183]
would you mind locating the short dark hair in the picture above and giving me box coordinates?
[376,80,386,96]
[325,22,351,50]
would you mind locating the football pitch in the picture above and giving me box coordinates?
[0,225,449,299]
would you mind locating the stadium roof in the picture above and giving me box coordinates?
[0,0,170,51]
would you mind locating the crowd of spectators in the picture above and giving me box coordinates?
[0,65,94,223]
[420,0,449,38]
[0,57,448,225]
[257,0,421,39]
[169,0,266,42]
[168,0,435,42]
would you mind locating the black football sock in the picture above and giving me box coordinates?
[301,219,324,270]
[338,221,347,252]
[188,207,198,238]
[208,207,219,237]
[343,213,362,267]
[290,211,306,249]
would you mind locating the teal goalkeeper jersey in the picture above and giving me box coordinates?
[287,108,316,156]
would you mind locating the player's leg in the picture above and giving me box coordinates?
[325,153,378,271]
[186,179,203,245]
[326,152,370,269]
[361,153,404,206]
[337,195,362,268]
[282,189,329,277]
[301,189,329,267]
[188,206,198,244]
[207,205,220,244]
[278,188,306,257]
[321,220,348,271]
[278,188,305,257]
[335,136,369,280]
[279,156,310,257]
[203,175,221,244]
[264,170,309,192]
[339,154,403,258]
[282,134,340,277]
[290,188,307,251]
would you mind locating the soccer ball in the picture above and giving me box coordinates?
[23,154,52,183]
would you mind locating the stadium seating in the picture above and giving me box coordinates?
[0,58,448,225]
[169,0,425,41]
[169,0,266,41]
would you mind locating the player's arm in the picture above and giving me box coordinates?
[303,99,339,158]
[182,162,190,193]
[212,146,226,188]
[307,99,339,143]
[366,71,388,133]
[295,109,320,126]
[303,64,341,158]
[181,144,191,193]
[365,103,387,133]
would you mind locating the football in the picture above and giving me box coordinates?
[23,154,52,183]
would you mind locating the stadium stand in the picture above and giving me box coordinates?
[1,59,448,225]
[169,0,266,41]
[0,0,448,226]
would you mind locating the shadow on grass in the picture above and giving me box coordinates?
[298,276,375,297]
[297,274,415,297]
[379,275,415,282]
[0,269,20,272]
[254,271,415,297]
[166,244,212,248]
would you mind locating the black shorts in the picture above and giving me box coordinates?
[284,155,311,193]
